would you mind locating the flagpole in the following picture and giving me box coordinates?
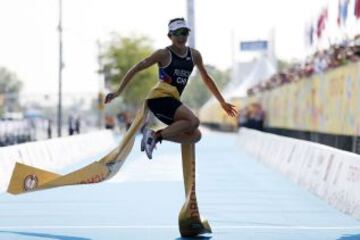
[57,0,63,137]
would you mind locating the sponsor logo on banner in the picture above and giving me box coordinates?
[23,174,38,191]
[313,153,325,177]
[79,174,106,184]
[347,165,360,183]
[323,154,334,181]
[333,162,343,186]
[189,159,199,218]
[286,146,296,163]
[106,161,116,174]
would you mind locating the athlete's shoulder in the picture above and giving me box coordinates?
[189,48,202,63]
[189,47,201,56]
[148,48,169,62]
[150,48,169,59]
[155,48,170,55]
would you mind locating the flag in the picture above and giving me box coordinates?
[337,0,350,26]
[305,22,315,47]
[355,0,360,19]
[317,8,328,38]
[309,24,314,45]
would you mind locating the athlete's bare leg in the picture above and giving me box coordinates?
[156,105,201,144]
[163,129,201,143]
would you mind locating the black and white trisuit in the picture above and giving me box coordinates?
[147,46,194,125]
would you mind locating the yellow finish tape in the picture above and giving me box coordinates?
[7,81,212,237]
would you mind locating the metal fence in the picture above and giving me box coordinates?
[0,119,34,146]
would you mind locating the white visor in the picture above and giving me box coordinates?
[168,19,191,32]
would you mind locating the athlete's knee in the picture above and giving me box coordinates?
[180,116,199,133]
[193,129,202,143]
[188,117,200,131]
[185,129,201,143]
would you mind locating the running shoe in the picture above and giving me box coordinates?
[141,133,145,152]
[142,128,157,159]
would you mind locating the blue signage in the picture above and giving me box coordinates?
[240,41,268,51]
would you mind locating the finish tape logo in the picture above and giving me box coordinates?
[23,174,39,191]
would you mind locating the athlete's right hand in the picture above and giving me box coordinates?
[104,92,119,104]
[221,101,238,118]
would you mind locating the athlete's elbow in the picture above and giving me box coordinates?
[194,130,202,143]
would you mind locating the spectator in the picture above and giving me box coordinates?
[313,51,328,73]
[68,115,75,135]
[237,106,249,128]
[47,119,52,139]
[75,117,81,134]
[238,103,265,131]
[105,115,115,130]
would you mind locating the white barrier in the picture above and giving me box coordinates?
[0,130,117,191]
[238,128,360,220]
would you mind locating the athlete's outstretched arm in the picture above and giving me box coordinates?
[104,50,163,104]
[193,49,238,117]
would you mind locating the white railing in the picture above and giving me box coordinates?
[0,130,117,191]
[238,128,360,220]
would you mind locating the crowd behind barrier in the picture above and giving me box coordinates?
[259,61,360,136]
[0,130,117,191]
[237,103,265,131]
[0,114,98,147]
[248,35,360,95]
[0,119,34,146]
[197,35,360,132]
[228,58,360,141]
[238,128,360,220]
[67,115,81,136]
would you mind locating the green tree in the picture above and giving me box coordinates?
[182,65,230,110]
[101,34,157,110]
[0,67,23,113]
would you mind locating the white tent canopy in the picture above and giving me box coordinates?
[200,60,257,110]
[201,57,276,112]
[225,57,276,98]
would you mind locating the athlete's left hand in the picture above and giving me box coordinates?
[221,102,238,118]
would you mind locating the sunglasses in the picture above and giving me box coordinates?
[171,28,190,37]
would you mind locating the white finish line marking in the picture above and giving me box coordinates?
[1,225,360,230]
